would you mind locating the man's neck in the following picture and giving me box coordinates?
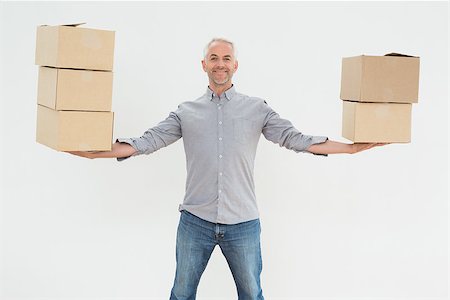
[209,82,233,97]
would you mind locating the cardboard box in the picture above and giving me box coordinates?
[37,67,113,111]
[36,105,114,151]
[340,54,420,103]
[342,101,412,143]
[35,23,115,71]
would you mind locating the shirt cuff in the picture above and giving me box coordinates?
[115,138,140,161]
[305,136,329,156]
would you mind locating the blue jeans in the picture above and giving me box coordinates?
[170,210,264,300]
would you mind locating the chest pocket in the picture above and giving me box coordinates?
[233,118,258,144]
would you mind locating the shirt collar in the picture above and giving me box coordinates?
[206,84,236,101]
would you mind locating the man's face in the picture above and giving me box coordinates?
[202,41,238,86]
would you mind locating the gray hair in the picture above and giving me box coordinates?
[203,38,237,59]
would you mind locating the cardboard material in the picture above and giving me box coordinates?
[36,105,114,151]
[340,54,420,103]
[35,23,115,71]
[37,67,113,111]
[342,101,412,143]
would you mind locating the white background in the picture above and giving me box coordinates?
[0,1,448,300]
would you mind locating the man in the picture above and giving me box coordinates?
[68,38,384,300]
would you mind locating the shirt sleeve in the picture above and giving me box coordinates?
[261,101,328,156]
[116,107,182,161]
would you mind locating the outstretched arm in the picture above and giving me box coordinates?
[66,107,183,160]
[307,140,387,155]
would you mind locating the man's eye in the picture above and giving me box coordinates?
[225,58,230,61]
[210,57,217,61]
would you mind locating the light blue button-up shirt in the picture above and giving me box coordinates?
[117,86,328,224]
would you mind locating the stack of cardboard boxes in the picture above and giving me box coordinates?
[340,53,420,143]
[35,23,115,151]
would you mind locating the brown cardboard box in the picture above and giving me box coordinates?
[35,23,115,71]
[37,67,113,111]
[36,105,114,151]
[340,54,420,103]
[342,101,411,143]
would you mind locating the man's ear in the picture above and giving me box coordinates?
[234,60,239,71]
[201,60,206,72]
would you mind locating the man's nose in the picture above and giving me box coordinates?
[217,59,225,67]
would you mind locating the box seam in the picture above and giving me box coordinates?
[56,26,61,68]
[359,56,364,101]
[55,68,60,110]
[352,102,357,141]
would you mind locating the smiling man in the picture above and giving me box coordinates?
[203,41,237,87]
[68,38,384,300]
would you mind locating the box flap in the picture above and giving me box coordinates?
[39,23,86,27]
[62,23,86,27]
[384,52,418,58]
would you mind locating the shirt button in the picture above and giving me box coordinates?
[218,137,222,141]
[218,121,222,125]
[219,190,222,193]
[219,155,223,158]
[218,107,221,110]
[219,172,223,176]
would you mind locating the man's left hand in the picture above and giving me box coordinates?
[350,143,389,154]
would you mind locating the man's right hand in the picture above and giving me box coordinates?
[65,142,137,159]
[66,151,103,159]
